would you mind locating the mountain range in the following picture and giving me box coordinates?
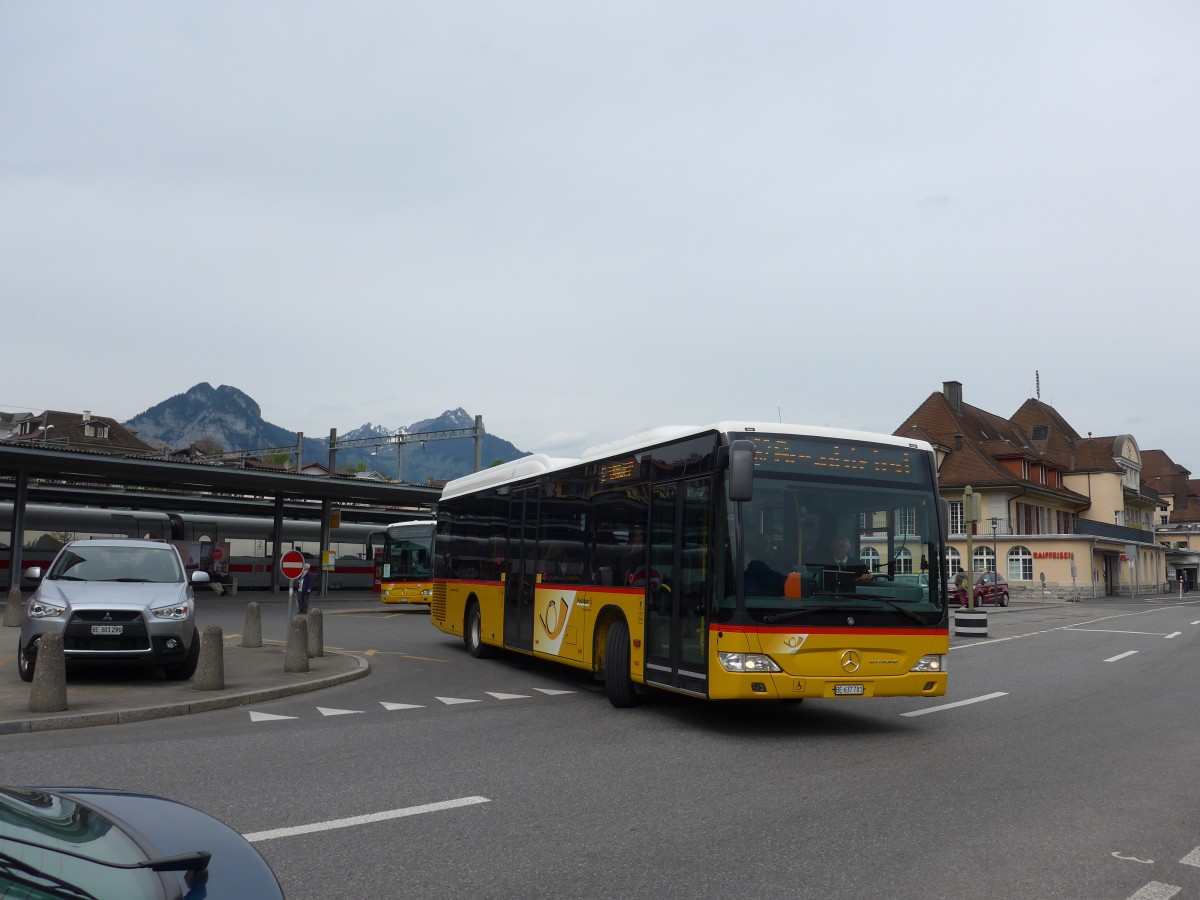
[124,383,527,483]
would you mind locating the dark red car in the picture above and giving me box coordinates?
[972,570,1009,606]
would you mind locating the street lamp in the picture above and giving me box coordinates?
[990,516,999,577]
[40,424,54,446]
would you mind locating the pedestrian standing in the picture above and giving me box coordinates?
[297,566,313,614]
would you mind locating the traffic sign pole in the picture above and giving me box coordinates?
[279,550,307,640]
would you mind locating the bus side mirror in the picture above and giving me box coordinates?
[728,440,754,502]
[938,498,950,537]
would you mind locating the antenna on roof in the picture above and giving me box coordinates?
[1036,370,1041,400]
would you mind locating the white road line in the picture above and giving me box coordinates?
[317,707,364,716]
[243,796,491,843]
[1165,631,1182,639]
[901,692,1007,717]
[1180,845,1200,868]
[1104,651,1139,663]
[1126,881,1181,900]
[1067,629,1175,637]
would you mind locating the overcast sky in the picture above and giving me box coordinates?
[3,3,1198,469]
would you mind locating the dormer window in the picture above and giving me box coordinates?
[84,422,109,439]
[18,420,34,436]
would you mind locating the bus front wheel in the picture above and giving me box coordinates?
[603,619,643,708]
[464,602,491,658]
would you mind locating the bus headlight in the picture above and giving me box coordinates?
[718,652,782,673]
[910,655,946,673]
[421,588,433,597]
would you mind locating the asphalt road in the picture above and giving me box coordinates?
[3,597,1199,900]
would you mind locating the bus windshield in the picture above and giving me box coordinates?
[721,434,946,627]
[382,522,434,582]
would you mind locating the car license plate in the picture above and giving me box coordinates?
[833,683,865,696]
[91,625,123,635]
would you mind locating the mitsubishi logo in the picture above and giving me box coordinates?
[840,650,862,673]
[103,612,113,622]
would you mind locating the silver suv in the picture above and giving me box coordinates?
[17,539,209,683]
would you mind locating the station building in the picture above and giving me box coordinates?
[894,381,1190,599]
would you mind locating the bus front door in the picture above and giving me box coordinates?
[504,487,537,652]
[644,478,711,697]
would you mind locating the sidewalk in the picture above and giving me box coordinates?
[0,589,392,734]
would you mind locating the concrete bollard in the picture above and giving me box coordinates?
[4,588,23,628]
[242,602,262,648]
[29,632,68,713]
[284,616,309,673]
[307,608,323,658]
[193,625,225,691]
[953,607,989,637]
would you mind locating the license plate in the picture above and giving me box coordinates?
[91,625,123,635]
[833,683,865,696]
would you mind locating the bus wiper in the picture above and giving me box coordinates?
[763,606,847,623]
[0,851,100,900]
[852,596,932,625]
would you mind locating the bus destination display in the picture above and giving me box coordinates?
[738,434,926,482]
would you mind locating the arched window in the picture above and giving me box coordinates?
[896,548,913,574]
[946,547,961,581]
[860,546,880,573]
[974,546,996,573]
[1008,545,1033,581]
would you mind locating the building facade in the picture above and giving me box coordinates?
[895,382,1167,599]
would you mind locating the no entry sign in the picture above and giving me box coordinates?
[280,550,306,581]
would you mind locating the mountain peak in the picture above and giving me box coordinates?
[122,389,523,482]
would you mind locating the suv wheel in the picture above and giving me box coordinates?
[17,640,35,683]
[163,628,200,680]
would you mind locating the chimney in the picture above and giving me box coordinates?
[942,381,963,415]
[82,410,91,422]
[954,433,964,451]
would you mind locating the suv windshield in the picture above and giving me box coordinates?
[718,442,947,627]
[48,545,183,584]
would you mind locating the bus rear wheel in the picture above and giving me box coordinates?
[464,602,491,658]
[603,619,643,708]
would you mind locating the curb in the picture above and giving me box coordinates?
[0,653,370,735]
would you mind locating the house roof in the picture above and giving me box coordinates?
[894,389,1089,504]
[3,410,157,454]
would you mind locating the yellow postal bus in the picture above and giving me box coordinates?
[431,423,949,706]
[380,519,435,605]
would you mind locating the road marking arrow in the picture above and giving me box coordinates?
[249,711,297,722]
